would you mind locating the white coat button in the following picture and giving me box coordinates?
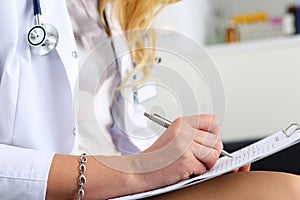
[73,128,76,135]
[72,51,78,59]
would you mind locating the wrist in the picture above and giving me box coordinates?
[84,155,147,199]
[129,154,171,193]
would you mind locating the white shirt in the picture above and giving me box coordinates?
[0,0,78,199]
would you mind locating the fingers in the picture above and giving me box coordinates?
[153,114,222,181]
[192,129,223,169]
[182,158,207,179]
[191,142,221,169]
[193,129,223,150]
[175,115,222,169]
[181,115,220,135]
[238,164,251,172]
[231,164,251,173]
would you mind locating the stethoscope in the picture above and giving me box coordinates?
[27,0,59,56]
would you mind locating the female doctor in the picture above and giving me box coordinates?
[0,0,300,200]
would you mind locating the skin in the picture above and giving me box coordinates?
[148,171,300,200]
[46,115,300,199]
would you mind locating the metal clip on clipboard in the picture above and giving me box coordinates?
[282,123,300,137]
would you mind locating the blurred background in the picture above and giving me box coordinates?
[151,0,300,141]
[149,0,300,173]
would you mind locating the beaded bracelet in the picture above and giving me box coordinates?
[77,153,87,200]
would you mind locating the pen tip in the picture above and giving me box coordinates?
[221,150,233,158]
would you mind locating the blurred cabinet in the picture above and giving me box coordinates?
[207,0,297,45]
[206,36,300,141]
[154,0,297,46]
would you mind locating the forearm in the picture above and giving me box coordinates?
[46,154,78,200]
[46,115,223,199]
[46,154,143,200]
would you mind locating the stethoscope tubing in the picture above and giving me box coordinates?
[33,0,42,16]
[28,0,59,56]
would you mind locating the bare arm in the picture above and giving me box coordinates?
[46,115,223,199]
[46,154,140,200]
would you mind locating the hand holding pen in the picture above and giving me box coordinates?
[140,113,228,187]
[144,112,232,158]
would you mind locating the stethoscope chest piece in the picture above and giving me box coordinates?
[27,0,59,56]
[28,23,59,56]
[28,25,46,46]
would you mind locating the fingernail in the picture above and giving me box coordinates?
[220,141,224,149]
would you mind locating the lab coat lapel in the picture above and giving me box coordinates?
[105,4,141,154]
[42,0,79,97]
[104,4,134,79]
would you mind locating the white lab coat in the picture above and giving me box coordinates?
[75,1,158,156]
[0,0,78,199]
[0,0,157,199]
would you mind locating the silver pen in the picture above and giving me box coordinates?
[144,112,233,158]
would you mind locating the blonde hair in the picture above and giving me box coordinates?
[99,0,178,94]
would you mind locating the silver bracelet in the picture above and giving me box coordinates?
[77,153,87,200]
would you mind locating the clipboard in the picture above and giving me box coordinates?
[112,123,300,200]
